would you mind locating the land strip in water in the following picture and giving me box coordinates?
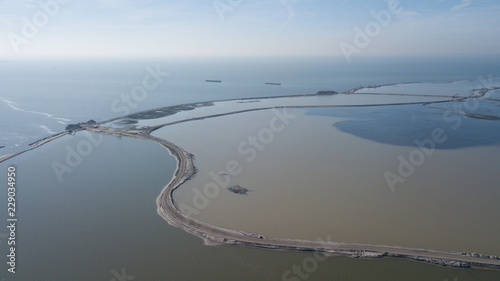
[0,131,69,163]
[2,85,500,270]
[82,121,500,270]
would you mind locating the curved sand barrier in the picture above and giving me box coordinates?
[144,128,500,270]
[4,87,500,270]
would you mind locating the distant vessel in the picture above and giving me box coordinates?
[316,90,338,95]
[265,82,282,86]
[206,80,222,83]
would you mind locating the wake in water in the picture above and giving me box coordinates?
[1,97,73,150]
[1,98,72,124]
[39,125,58,134]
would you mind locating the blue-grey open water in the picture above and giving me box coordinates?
[1,56,500,280]
[2,55,500,151]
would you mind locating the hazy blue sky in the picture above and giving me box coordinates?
[1,0,499,58]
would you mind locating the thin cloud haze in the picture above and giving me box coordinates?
[0,0,499,58]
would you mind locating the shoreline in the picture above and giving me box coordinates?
[0,131,69,164]
[93,100,500,269]
[144,130,500,271]
[3,85,500,270]
[96,81,453,126]
[83,123,500,270]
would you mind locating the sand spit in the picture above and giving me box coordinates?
[81,123,500,270]
[4,85,500,270]
[91,114,500,269]
[140,129,500,270]
[0,131,69,164]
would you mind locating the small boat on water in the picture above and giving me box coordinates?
[206,79,222,83]
[265,82,282,86]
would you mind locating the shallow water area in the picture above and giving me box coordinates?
[429,99,500,120]
[4,131,500,280]
[3,57,500,280]
[315,103,500,148]
[484,89,500,99]
[152,105,500,256]
[106,93,451,129]
[356,80,500,97]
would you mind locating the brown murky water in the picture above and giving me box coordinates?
[153,107,500,256]
[1,131,499,280]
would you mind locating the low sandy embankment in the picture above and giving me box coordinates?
[146,128,500,270]
[4,87,500,270]
[0,131,69,164]
[143,88,500,272]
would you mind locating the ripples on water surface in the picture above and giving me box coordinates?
[3,75,500,279]
[1,131,500,280]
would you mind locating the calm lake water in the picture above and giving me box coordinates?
[2,58,500,280]
[1,132,500,280]
[153,104,500,256]
[3,56,500,152]
[121,94,449,129]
